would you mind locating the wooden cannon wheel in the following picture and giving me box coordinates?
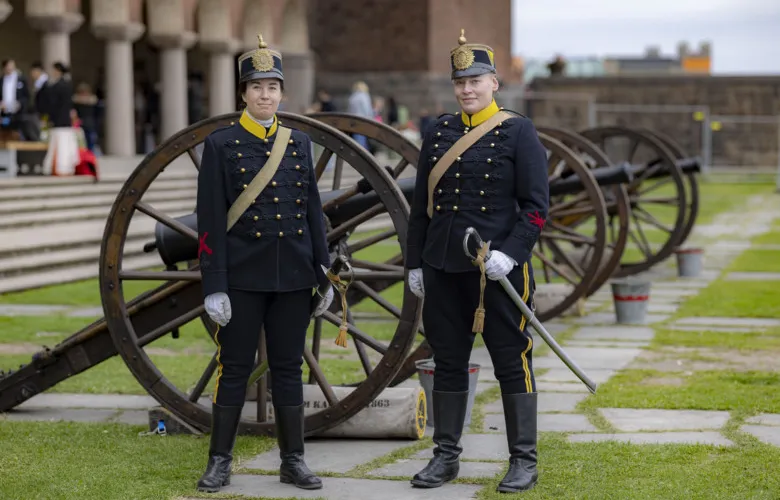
[638,129,700,248]
[536,125,631,295]
[579,126,687,277]
[98,111,423,437]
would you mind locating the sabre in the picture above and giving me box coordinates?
[462,227,597,394]
[246,256,351,387]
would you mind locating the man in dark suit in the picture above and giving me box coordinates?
[1,59,32,139]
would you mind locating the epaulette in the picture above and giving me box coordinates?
[497,107,526,119]
[436,112,456,120]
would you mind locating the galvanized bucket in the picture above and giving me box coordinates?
[610,279,651,324]
[415,359,480,428]
[675,247,704,278]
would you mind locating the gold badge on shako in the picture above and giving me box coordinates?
[452,29,475,70]
[251,34,275,72]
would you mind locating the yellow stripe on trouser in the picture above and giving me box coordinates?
[212,325,223,404]
[518,262,533,393]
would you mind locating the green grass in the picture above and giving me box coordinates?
[0,278,166,306]
[694,180,776,225]
[580,369,780,414]
[652,327,780,351]
[674,279,780,319]
[752,227,780,246]
[475,433,780,499]
[726,248,780,273]
[0,421,275,500]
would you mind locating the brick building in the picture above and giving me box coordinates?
[0,0,513,155]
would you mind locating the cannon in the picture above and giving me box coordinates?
[0,110,701,439]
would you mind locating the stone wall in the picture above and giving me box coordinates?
[527,76,780,169]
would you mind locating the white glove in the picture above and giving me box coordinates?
[314,286,334,317]
[408,268,425,298]
[204,292,232,326]
[485,251,517,280]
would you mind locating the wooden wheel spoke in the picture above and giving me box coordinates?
[187,146,202,171]
[626,138,641,161]
[546,238,586,278]
[314,148,335,179]
[351,259,404,273]
[551,204,597,219]
[635,175,673,196]
[628,210,654,257]
[302,346,339,407]
[137,305,205,347]
[351,281,402,318]
[540,231,596,246]
[135,201,198,241]
[392,158,410,178]
[345,310,373,377]
[189,353,218,402]
[326,203,386,241]
[320,311,389,355]
[631,195,680,206]
[546,220,597,243]
[532,249,579,285]
[548,191,590,215]
[633,205,674,233]
[332,157,345,190]
[349,270,405,281]
[630,161,664,187]
[347,228,397,254]
[120,270,201,281]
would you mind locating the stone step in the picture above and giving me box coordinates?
[0,198,195,230]
[0,234,151,278]
[0,253,165,294]
[0,209,189,258]
[0,180,196,215]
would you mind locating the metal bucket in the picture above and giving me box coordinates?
[675,247,704,278]
[610,279,651,324]
[415,359,480,428]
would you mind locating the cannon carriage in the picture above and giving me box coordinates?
[0,110,701,438]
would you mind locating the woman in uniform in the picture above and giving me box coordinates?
[404,30,550,493]
[195,34,333,493]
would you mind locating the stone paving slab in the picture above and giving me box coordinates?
[646,303,680,313]
[674,317,780,328]
[483,392,587,414]
[539,346,644,370]
[563,340,650,349]
[0,304,72,315]
[571,312,671,326]
[726,272,780,281]
[484,412,596,433]
[599,408,731,432]
[745,414,780,426]
[537,368,616,385]
[570,326,655,342]
[224,474,482,499]
[244,439,418,474]
[567,431,735,447]
[536,381,590,393]
[2,408,119,423]
[368,459,503,480]
[741,425,780,447]
[17,393,158,410]
[415,433,509,461]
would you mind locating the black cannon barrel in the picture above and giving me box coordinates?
[150,164,635,267]
[627,156,701,181]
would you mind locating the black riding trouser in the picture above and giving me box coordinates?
[422,262,536,395]
[212,288,311,407]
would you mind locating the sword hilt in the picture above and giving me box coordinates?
[463,227,492,263]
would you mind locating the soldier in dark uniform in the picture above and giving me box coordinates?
[405,30,549,493]
[195,34,333,493]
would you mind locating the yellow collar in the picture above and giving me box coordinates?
[239,110,278,139]
[461,100,500,128]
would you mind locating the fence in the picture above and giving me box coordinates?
[706,115,780,175]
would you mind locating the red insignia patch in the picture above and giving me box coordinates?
[527,211,546,230]
[198,233,213,258]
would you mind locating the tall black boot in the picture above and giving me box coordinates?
[411,390,469,488]
[497,392,538,493]
[196,403,243,493]
[275,404,322,490]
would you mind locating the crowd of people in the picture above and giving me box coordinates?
[0,58,99,179]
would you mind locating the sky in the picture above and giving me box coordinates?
[511,0,780,74]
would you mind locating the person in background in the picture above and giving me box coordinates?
[347,80,373,149]
[40,62,79,175]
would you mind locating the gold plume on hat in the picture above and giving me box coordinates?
[452,28,475,70]
[251,32,275,72]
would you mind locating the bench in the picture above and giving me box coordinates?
[0,140,49,177]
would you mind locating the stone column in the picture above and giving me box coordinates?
[151,33,197,139]
[26,12,84,70]
[0,1,13,24]
[201,41,240,117]
[92,24,145,156]
[279,52,314,113]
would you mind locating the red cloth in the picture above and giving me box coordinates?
[74,147,99,179]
